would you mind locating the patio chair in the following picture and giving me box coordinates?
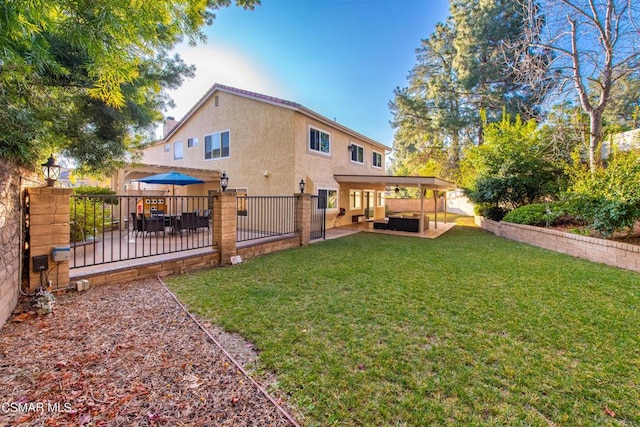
[173,212,198,233]
[198,209,210,229]
[142,215,164,234]
[131,212,144,236]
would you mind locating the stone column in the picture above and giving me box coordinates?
[295,193,311,246]
[27,187,72,291]
[213,192,237,265]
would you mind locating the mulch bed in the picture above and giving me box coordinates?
[0,278,298,426]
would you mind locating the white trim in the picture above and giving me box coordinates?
[376,190,385,207]
[372,150,383,169]
[308,125,331,157]
[349,189,362,209]
[174,141,184,160]
[349,142,365,165]
[334,174,456,190]
[318,188,338,211]
[203,129,231,161]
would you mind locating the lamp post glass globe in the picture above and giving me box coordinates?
[220,171,229,191]
[41,155,60,187]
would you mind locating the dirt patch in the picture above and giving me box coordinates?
[546,220,640,246]
[0,278,297,426]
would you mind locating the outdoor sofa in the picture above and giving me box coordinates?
[374,214,429,232]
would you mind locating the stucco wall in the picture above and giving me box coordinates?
[291,112,387,226]
[141,88,388,204]
[142,90,297,195]
[476,216,640,272]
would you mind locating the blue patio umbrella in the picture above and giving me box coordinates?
[136,170,205,186]
[136,171,206,215]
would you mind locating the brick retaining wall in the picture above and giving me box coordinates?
[71,235,304,287]
[475,216,640,272]
[71,251,220,286]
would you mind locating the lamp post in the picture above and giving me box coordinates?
[299,179,305,193]
[41,154,60,187]
[220,171,229,192]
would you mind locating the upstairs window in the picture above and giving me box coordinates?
[187,137,198,148]
[174,141,183,160]
[309,126,330,155]
[373,151,383,168]
[164,143,170,153]
[350,143,364,164]
[204,131,230,160]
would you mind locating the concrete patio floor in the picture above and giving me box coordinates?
[322,220,455,241]
[70,221,455,281]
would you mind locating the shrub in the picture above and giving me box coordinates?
[503,203,548,225]
[70,198,111,242]
[475,203,509,221]
[564,150,640,237]
[73,185,118,205]
[502,203,566,226]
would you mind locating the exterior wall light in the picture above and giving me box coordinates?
[348,144,355,152]
[299,179,305,193]
[220,171,229,192]
[41,154,61,187]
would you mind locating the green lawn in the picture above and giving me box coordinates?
[167,224,640,426]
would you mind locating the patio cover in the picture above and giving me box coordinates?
[334,175,456,191]
[334,175,458,230]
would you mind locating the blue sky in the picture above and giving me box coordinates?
[164,0,451,147]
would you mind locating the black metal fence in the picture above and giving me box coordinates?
[236,196,296,242]
[70,195,214,269]
[310,195,326,240]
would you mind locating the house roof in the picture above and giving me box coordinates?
[334,175,457,191]
[161,83,390,151]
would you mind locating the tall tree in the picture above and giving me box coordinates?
[0,0,260,172]
[514,0,640,171]
[390,20,471,182]
[451,0,550,144]
[390,0,552,182]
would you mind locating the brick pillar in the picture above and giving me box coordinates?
[296,193,311,246]
[27,187,72,291]
[213,192,237,265]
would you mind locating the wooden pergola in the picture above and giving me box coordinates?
[334,175,458,231]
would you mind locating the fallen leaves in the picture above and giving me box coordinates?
[0,278,296,426]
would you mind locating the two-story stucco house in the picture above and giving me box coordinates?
[117,83,391,226]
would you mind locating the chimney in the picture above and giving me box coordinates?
[163,116,178,138]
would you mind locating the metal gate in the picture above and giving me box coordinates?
[310,195,326,240]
